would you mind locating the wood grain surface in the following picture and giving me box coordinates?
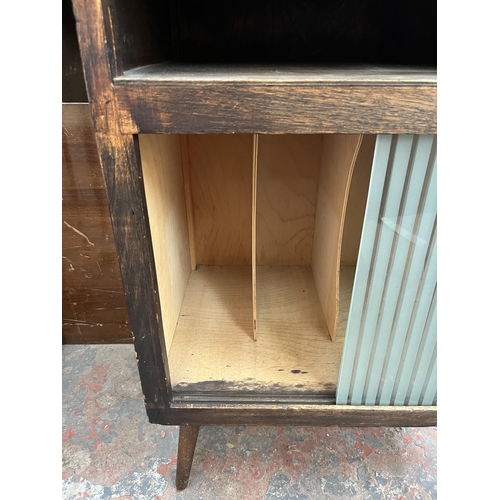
[62,103,131,343]
[138,135,191,354]
[175,425,200,490]
[188,135,253,265]
[340,135,377,265]
[119,64,437,83]
[114,78,436,135]
[72,0,437,428]
[153,404,437,427]
[256,135,322,265]
[73,0,171,409]
[179,135,197,271]
[168,265,344,395]
[312,135,362,341]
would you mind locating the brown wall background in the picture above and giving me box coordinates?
[63,0,131,343]
[62,104,132,343]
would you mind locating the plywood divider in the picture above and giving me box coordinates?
[138,134,192,353]
[179,135,197,271]
[341,135,376,265]
[311,135,363,341]
[140,133,366,350]
[252,134,259,340]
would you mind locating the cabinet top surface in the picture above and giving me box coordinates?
[115,63,437,86]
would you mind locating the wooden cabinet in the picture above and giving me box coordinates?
[72,0,436,489]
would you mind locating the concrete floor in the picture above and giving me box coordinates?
[62,344,437,500]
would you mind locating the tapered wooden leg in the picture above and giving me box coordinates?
[175,425,200,490]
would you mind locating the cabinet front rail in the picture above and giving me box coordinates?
[149,404,437,427]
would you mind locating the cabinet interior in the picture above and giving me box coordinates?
[105,0,436,76]
[139,133,375,400]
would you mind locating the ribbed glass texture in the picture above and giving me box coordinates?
[336,135,437,406]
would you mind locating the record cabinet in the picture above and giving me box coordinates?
[72,0,437,489]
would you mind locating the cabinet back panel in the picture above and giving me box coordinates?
[188,135,253,265]
[165,1,435,66]
[256,135,322,266]
[102,0,435,73]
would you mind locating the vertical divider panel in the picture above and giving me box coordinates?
[340,135,377,265]
[179,135,197,271]
[252,134,259,341]
[311,135,363,341]
[138,134,192,353]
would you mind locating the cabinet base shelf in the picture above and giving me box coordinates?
[169,265,355,397]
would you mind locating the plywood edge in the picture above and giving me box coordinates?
[312,134,363,341]
[332,136,363,336]
[179,135,197,271]
[252,134,259,340]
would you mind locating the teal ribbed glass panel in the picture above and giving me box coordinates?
[336,135,437,406]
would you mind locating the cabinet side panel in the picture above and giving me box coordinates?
[139,135,191,353]
[189,135,253,265]
[256,135,322,265]
[103,0,172,74]
[311,135,362,340]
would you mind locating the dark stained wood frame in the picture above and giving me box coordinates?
[176,425,200,490]
[72,0,436,447]
[114,81,435,135]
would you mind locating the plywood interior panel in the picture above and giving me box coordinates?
[311,134,362,340]
[139,132,369,394]
[188,134,253,265]
[169,265,344,394]
[179,134,197,270]
[341,135,376,265]
[139,134,191,353]
[256,135,322,265]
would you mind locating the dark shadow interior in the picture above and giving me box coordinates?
[103,0,436,75]
[171,0,436,65]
